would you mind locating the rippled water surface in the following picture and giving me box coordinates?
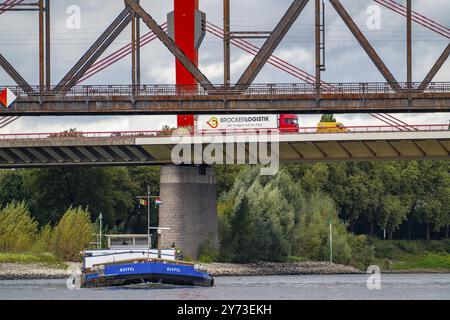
[0,274,449,300]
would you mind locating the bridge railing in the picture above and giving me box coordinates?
[0,124,448,141]
[4,82,450,98]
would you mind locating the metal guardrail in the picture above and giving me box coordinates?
[0,124,448,141]
[4,82,450,98]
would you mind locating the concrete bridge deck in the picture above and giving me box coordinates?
[0,125,448,168]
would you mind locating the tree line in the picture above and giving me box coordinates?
[0,160,448,264]
[0,161,448,241]
[0,167,161,233]
[284,161,449,240]
[214,161,449,265]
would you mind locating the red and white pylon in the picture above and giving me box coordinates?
[0,88,17,108]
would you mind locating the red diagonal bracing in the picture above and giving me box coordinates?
[0,0,21,15]
[54,8,134,93]
[206,22,417,131]
[374,0,449,39]
[235,0,310,91]
[78,23,168,83]
[78,18,416,131]
[3,0,448,87]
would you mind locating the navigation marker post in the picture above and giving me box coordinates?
[0,88,17,108]
[147,186,151,254]
[99,213,103,250]
[329,217,333,264]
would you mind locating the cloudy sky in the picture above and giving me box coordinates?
[0,0,449,133]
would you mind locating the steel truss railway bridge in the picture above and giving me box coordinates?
[0,0,449,116]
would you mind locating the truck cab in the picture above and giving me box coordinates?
[279,114,299,133]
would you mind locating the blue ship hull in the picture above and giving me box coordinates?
[82,261,214,288]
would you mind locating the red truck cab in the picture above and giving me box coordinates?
[279,114,299,133]
[177,115,195,128]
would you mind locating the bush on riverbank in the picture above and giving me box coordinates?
[197,236,219,263]
[217,167,375,268]
[51,207,95,261]
[0,202,38,253]
[0,203,95,261]
[293,192,353,265]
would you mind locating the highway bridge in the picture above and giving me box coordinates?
[0,124,448,168]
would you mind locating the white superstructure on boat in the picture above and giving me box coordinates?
[82,234,177,268]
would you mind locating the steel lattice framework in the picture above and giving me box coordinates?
[0,0,449,115]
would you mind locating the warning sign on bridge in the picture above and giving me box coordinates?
[0,88,17,108]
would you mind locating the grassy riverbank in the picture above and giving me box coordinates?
[372,240,450,272]
[0,253,67,269]
[198,239,450,273]
[377,253,450,272]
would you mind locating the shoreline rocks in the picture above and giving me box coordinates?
[0,263,79,280]
[2,261,448,280]
[0,261,362,280]
[201,262,363,276]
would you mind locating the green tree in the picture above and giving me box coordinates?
[320,114,337,122]
[24,167,137,228]
[218,167,300,262]
[51,207,95,261]
[415,161,450,240]
[0,202,38,253]
[298,163,329,194]
[228,195,258,262]
[0,170,31,207]
[378,195,408,239]
[215,165,244,198]
[33,224,54,253]
[294,192,352,264]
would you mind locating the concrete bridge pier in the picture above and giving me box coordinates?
[159,165,218,259]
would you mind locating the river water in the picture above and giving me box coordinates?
[0,274,449,300]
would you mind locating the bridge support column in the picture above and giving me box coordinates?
[159,165,218,259]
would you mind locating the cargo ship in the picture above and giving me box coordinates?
[80,234,214,288]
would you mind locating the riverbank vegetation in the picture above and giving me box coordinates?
[0,253,66,269]
[0,202,94,262]
[0,160,448,269]
[215,167,372,268]
[370,239,450,271]
[212,161,449,269]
